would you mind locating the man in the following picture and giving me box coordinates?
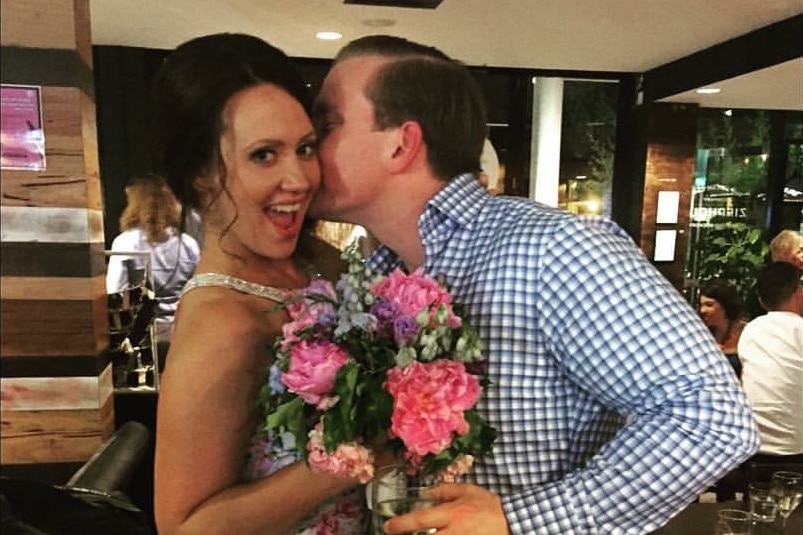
[769,229,803,269]
[738,261,802,465]
[310,35,759,534]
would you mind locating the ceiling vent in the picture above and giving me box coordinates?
[344,0,443,8]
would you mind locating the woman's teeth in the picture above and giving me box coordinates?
[270,204,301,213]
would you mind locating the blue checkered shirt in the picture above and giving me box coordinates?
[368,174,759,534]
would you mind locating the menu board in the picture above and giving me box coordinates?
[1,84,46,171]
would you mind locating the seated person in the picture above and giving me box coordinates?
[699,279,747,379]
[738,261,803,466]
[107,174,200,365]
[769,229,803,269]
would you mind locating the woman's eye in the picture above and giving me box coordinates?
[250,148,276,164]
[297,141,317,159]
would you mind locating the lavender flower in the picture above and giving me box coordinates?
[393,315,419,346]
[371,298,400,327]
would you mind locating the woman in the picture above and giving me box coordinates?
[106,173,200,360]
[152,34,363,535]
[699,279,747,380]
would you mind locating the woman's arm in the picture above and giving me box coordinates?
[154,296,356,535]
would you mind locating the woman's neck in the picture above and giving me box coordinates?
[195,249,309,290]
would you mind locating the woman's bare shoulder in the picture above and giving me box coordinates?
[168,291,286,370]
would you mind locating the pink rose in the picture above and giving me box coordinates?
[385,360,481,456]
[371,269,462,329]
[281,340,349,407]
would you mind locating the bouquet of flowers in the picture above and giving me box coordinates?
[258,245,496,484]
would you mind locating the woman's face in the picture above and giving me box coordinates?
[699,295,726,327]
[204,83,320,261]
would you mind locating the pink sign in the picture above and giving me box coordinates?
[1,84,46,171]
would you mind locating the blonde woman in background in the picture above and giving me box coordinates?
[106,173,200,358]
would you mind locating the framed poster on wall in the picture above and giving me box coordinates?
[654,229,678,262]
[1,84,46,171]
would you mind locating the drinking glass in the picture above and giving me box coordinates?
[371,465,439,535]
[748,482,777,523]
[713,509,751,535]
[769,471,803,527]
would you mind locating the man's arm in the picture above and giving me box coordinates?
[500,218,759,534]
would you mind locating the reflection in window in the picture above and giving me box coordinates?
[558,80,618,217]
[685,109,803,315]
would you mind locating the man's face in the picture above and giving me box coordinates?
[309,56,395,226]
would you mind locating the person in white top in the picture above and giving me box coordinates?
[738,261,803,460]
[106,174,200,352]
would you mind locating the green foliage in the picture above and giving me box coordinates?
[696,222,768,303]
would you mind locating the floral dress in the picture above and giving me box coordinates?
[242,431,366,535]
[182,273,367,535]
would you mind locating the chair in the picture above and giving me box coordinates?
[0,421,154,534]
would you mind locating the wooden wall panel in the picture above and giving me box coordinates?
[0,296,107,357]
[0,0,79,50]
[0,385,114,465]
[1,0,114,474]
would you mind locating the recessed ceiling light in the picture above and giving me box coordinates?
[695,87,721,95]
[316,31,343,40]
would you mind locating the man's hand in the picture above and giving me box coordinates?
[382,483,509,535]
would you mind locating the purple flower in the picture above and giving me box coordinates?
[393,315,420,346]
[371,298,400,327]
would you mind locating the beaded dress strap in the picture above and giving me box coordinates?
[181,273,289,304]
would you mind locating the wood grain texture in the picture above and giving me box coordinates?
[1,364,112,411]
[0,275,104,301]
[1,295,108,356]
[1,206,104,243]
[0,242,106,277]
[0,394,113,464]
[1,0,80,51]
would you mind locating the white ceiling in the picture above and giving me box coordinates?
[89,0,803,110]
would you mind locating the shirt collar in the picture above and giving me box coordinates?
[367,173,488,273]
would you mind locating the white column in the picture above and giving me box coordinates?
[529,77,564,206]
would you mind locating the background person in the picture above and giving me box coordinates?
[699,279,747,380]
[106,173,200,361]
[738,261,803,465]
[309,34,759,535]
[770,229,803,269]
[152,33,364,535]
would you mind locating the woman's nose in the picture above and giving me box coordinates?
[280,159,314,191]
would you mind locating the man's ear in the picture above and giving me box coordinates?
[387,120,424,173]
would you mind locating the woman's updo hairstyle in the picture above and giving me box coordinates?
[152,33,312,211]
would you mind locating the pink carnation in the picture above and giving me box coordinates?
[281,340,349,407]
[439,454,474,483]
[307,423,375,483]
[385,360,481,456]
[371,268,461,329]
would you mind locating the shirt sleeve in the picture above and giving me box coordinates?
[500,217,760,534]
[106,234,133,293]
